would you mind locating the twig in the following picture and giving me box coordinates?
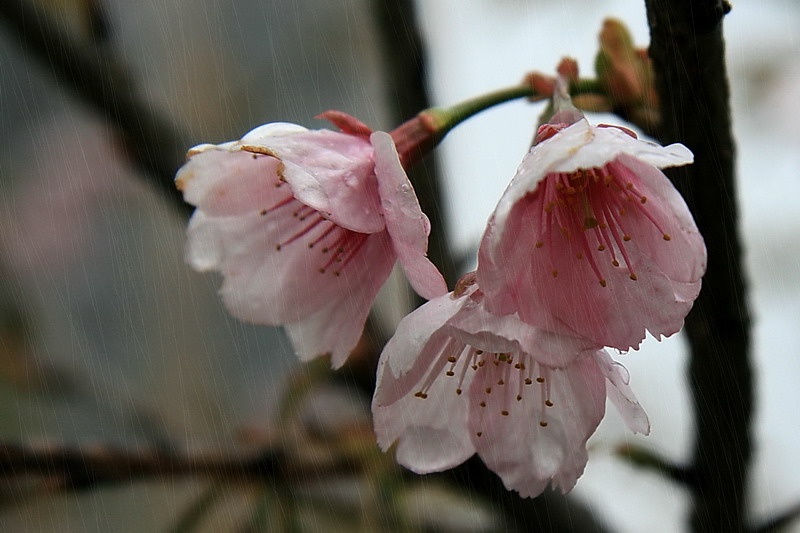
[0,0,191,216]
[616,444,696,487]
[645,1,751,531]
[0,441,359,491]
[750,502,800,533]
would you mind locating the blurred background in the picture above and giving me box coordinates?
[0,0,798,531]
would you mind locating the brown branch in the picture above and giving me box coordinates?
[645,1,751,532]
[0,0,192,217]
[750,502,800,533]
[0,441,358,491]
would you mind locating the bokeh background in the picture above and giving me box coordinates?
[0,0,798,531]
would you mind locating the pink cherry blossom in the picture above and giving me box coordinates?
[372,274,649,497]
[176,119,446,368]
[477,117,706,351]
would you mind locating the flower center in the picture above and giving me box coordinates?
[412,341,555,436]
[261,186,368,277]
[533,160,671,286]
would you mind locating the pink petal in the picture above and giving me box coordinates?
[445,293,599,368]
[611,155,707,286]
[245,129,384,234]
[481,186,695,348]
[372,293,478,471]
[478,126,705,350]
[486,120,694,253]
[489,120,594,232]
[375,290,473,386]
[284,232,395,368]
[593,350,650,435]
[177,149,287,217]
[189,204,394,330]
[371,131,447,300]
[550,124,694,174]
[185,212,223,271]
[469,354,606,497]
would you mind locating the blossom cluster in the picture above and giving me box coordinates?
[175,96,705,497]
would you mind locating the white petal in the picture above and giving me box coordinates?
[240,122,308,142]
[379,291,471,379]
[372,337,476,473]
[594,350,650,435]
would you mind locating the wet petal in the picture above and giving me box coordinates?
[177,149,287,217]
[377,290,472,382]
[594,350,650,435]
[446,295,598,368]
[478,120,704,350]
[371,131,448,300]
[373,336,477,474]
[469,354,606,496]
[246,129,384,234]
[284,230,396,368]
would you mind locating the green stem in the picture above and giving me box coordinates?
[424,79,601,139]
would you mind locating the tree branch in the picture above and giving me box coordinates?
[645,1,752,531]
[0,441,358,491]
